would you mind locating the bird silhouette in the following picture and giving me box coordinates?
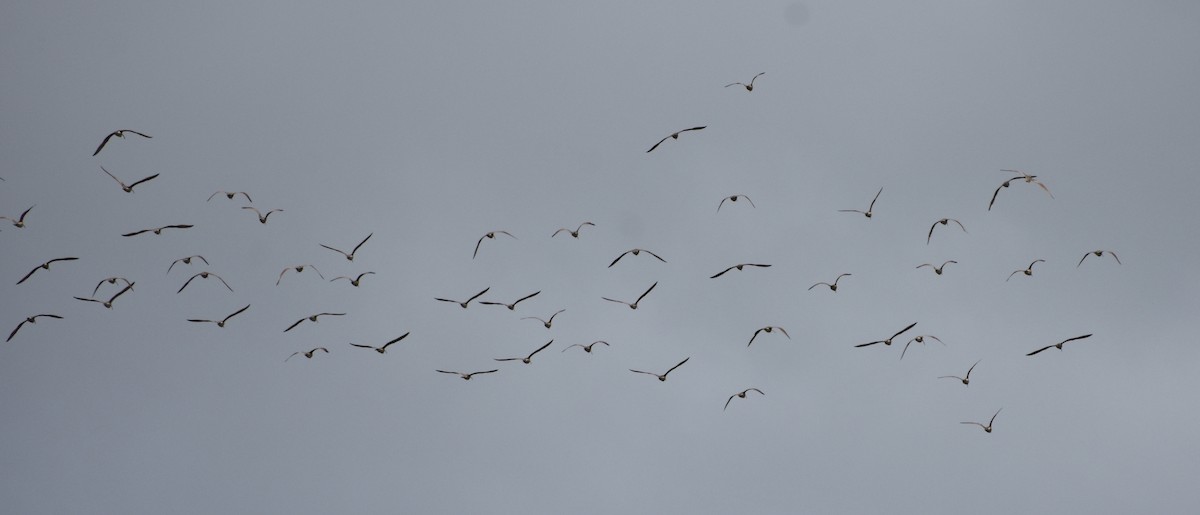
[99,166,159,193]
[724,388,765,411]
[608,248,667,268]
[916,260,957,275]
[602,281,657,309]
[900,334,944,360]
[630,357,690,381]
[562,340,609,353]
[938,360,980,385]
[177,272,233,293]
[7,314,63,342]
[283,312,346,332]
[320,233,372,261]
[286,347,329,362]
[1,205,34,228]
[473,230,516,259]
[187,304,251,328]
[855,322,918,348]
[1078,250,1121,267]
[1026,334,1093,356]
[1007,259,1046,282]
[74,282,135,309]
[647,126,706,153]
[522,309,565,329]
[495,340,553,364]
[17,257,79,285]
[808,273,851,291]
[479,290,540,310]
[725,72,765,91]
[961,408,1002,433]
[167,255,209,275]
[331,272,375,287]
[710,263,771,279]
[839,187,882,218]
[748,326,789,347]
[927,218,967,244]
[207,191,253,203]
[717,194,756,212]
[435,287,491,308]
[242,207,283,224]
[122,224,193,237]
[552,222,595,238]
[92,276,133,297]
[349,332,410,354]
[276,264,324,285]
[92,129,151,156]
[436,369,499,380]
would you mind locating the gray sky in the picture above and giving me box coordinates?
[3,1,1199,513]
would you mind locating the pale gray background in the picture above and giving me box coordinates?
[2,1,1199,513]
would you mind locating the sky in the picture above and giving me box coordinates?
[2,1,1200,513]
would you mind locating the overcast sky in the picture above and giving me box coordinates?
[3,1,1200,513]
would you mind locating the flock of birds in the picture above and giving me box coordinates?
[6,92,1122,428]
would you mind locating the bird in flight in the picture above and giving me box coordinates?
[710,263,771,279]
[276,264,324,285]
[99,166,159,193]
[93,129,151,156]
[900,334,944,360]
[717,194,756,212]
[808,273,851,291]
[187,304,251,328]
[168,255,209,275]
[602,281,657,310]
[748,326,789,347]
[855,322,918,348]
[122,224,193,237]
[1078,250,1121,267]
[495,340,553,364]
[283,312,346,333]
[17,257,79,285]
[473,230,516,259]
[630,357,690,382]
[479,290,540,310]
[320,233,372,261]
[331,272,375,287]
[435,287,491,308]
[286,347,329,362]
[91,276,133,297]
[989,170,1052,211]
[839,187,882,218]
[552,222,595,238]
[961,408,1002,433]
[522,309,565,329]
[436,369,499,380]
[207,191,253,203]
[725,72,765,91]
[74,282,135,309]
[1006,259,1046,282]
[938,360,980,385]
[1,205,34,228]
[349,332,410,354]
[608,248,667,268]
[927,218,967,244]
[177,271,233,293]
[242,207,283,224]
[7,314,63,342]
[1026,334,1093,356]
[562,340,609,353]
[724,388,765,411]
[647,126,706,153]
[916,260,957,275]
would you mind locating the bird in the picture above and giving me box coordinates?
[99,166,159,193]
[349,332,409,354]
[562,340,609,353]
[276,264,324,285]
[283,312,346,333]
[552,222,595,238]
[1078,250,1121,267]
[647,126,706,153]
[725,72,765,91]
[91,276,133,297]
[608,248,667,268]
[630,357,690,381]
[331,272,375,287]
[187,304,251,328]
[961,408,1002,433]
[927,218,967,244]
[207,191,253,202]
[900,334,944,360]
[1,205,34,228]
[1006,259,1046,282]
[938,360,980,385]
[710,263,771,279]
[748,326,789,347]
[242,207,283,224]
[989,171,1052,211]
[435,287,491,308]
[717,194,756,212]
[92,129,151,156]
[495,340,553,364]
[473,230,516,259]
[436,369,499,380]
[7,314,63,342]
[320,233,372,261]
[285,347,329,362]
[522,309,565,329]
[808,273,851,291]
[479,290,540,310]
[839,187,882,218]
[1026,334,1093,356]
[177,272,233,293]
[855,322,918,348]
[17,257,79,285]
[724,388,765,411]
[602,281,657,310]
[73,282,135,309]
[167,255,209,275]
[122,224,193,237]
[916,260,957,275]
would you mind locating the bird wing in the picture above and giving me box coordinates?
[608,250,631,268]
[748,329,763,347]
[473,235,485,258]
[724,82,744,88]
[548,309,565,322]
[283,319,305,332]
[527,340,553,358]
[127,174,160,189]
[7,320,28,342]
[276,268,291,285]
[745,196,757,208]
[1006,270,1021,282]
[717,197,729,212]
[776,327,790,339]
[1108,251,1121,264]
[1026,345,1055,356]
[855,340,883,348]
[177,274,200,293]
[868,187,882,211]
[1059,334,1093,346]
[186,319,215,324]
[724,394,737,411]
[513,291,541,306]
[643,250,667,263]
[108,283,134,302]
[93,132,118,155]
[711,266,735,279]
[1077,253,1090,267]
[891,322,918,340]
[319,244,350,258]
[494,357,521,362]
[988,183,1004,211]
[380,332,410,350]
[285,352,302,362]
[951,219,966,232]
[435,370,459,375]
[629,369,657,376]
[664,357,690,376]
[99,166,124,186]
[224,304,251,322]
[472,369,499,376]
[123,130,152,139]
[122,229,151,237]
[965,360,979,378]
[927,222,938,244]
[207,191,221,201]
[16,266,39,285]
[635,282,658,303]
[352,233,373,255]
[989,409,1003,426]
[349,343,375,349]
[213,274,234,292]
[808,282,827,290]
[552,228,569,237]
[646,135,671,153]
[601,297,626,306]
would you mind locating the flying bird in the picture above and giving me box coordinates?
[808,273,851,291]
[562,340,609,353]
[435,287,491,308]
[122,224,193,237]
[285,347,329,362]
[92,129,151,156]
[242,207,283,224]
[608,248,667,268]
[989,170,1052,211]
[73,282,135,309]
[1026,334,1093,356]
[522,309,565,329]
[177,271,233,293]
[938,360,980,385]
[748,326,789,347]
[724,388,765,411]
[276,264,324,285]
[630,357,690,381]
[99,166,158,193]
[855,322,918,348]
[710,263,771,279]
[725,72,765,91]
[167,255,209,275]
[320,233,372,261]
[1006,259,1046,282]
[900,334,944,360]
[283,312,346,333]
[1,205,34,228]
[717,194,756,212]
[552,222,595,238]
[646,126,706,153]
[7,314,63,342]
[479,290,540,310]
[187,304,251,328]
[495,340,553,364]
[927,218,967,244]
[207,191,253,202]
[961,408,1002,433]
[1078,250,1121,267]
[602,281,657,310]
[436,369,499,380]
[331,272,375,287]
[839,187,882,218]
[349,332,410,354]
[916,260,957,275]
[17,257,79,285]
[473,230,516,259]
[91,276,133,297]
